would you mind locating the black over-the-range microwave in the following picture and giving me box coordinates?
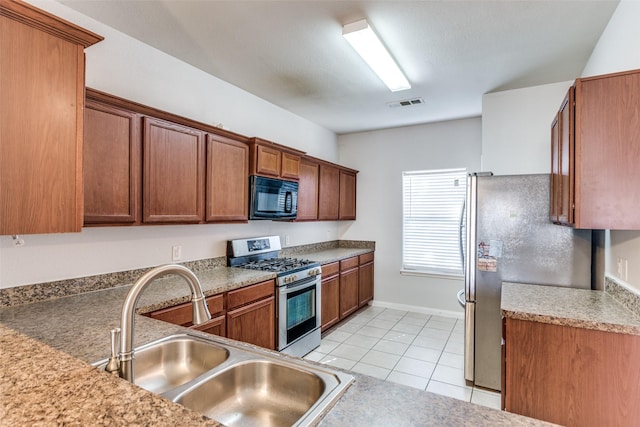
[249,175,298,220]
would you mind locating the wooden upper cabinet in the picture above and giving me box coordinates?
[249,137,303,180]
[573,70,640,229]
[206,134,249,222]
[143,117,205,223]
[558,87,574,225]
[550,114,560,223]
[339,169,357,220]
[281,152,301,180]
[318,164,340,220]
[552,69,640,229]
[549,87,574,226]
[0,0,102,235]
[84,99,141,224]
[297,158,319,221]
[254,144,281,177]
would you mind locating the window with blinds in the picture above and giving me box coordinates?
[402,168,467,277]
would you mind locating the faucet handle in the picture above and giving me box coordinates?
[104,327,121,375]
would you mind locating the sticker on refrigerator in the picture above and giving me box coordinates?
[477,240,498,272]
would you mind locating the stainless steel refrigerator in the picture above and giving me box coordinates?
[459,173,592,391]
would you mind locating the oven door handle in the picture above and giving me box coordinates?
[280,276,318,294]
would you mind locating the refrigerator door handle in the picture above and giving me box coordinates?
[465,174,477,302]
[458,199,466,274]
[456,289,466,308]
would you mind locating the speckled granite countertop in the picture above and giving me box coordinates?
[0,324,221,427]
[294,247,373,265]
[502,282,640,335]
[0,253,551,426]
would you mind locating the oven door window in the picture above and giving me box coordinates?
[286,285,317,343]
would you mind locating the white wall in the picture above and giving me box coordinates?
[338,118,482,314]
[481,81,572,175]
[579,0,640,293]
[0,0,339,289]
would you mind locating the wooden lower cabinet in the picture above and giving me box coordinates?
[227,297,275,350]
[504,317,640,427]
[358,253,374,307]
[321,253,375,331]
[339,257,360,319]
[321,262,340,332]
[147,294,226,337]
[145,280,276,349]
[191,315,226,336]
[226,280,276,350]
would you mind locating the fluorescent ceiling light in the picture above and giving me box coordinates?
[343,19,411,92]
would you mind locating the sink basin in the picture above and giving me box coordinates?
[174,360,326,427]
[94,332,353,425]
[96,334,229,394]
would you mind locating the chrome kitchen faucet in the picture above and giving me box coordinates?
[107,264,211,382]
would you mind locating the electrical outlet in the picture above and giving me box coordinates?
[617,257,628,281]
[285,235,290,246]
[172,245,182,261]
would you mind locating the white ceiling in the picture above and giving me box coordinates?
[60,0,619,135]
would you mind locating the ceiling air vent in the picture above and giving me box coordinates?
[387,97,425,108]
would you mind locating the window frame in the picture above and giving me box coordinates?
[401,168,467,278]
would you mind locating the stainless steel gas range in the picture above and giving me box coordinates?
[227,236,321,357]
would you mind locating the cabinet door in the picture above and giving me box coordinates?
[558,88,574,225]
[255,145,281,177]
[206,134,248,222]
[0,15,90,235]
[227,297,276,350]
[84,101,140,224]
[358,260,374,308]
[505,317,640,426]
[143,117,205,223]
[549,115,560,223]
[318,164,340,220]
[321,274,340,332]
[281,152,301,180]
[192,315,226,337]
[339,267,359,319]
[575,72,640,229]
[339,170,357,220]
[297,159,319,220]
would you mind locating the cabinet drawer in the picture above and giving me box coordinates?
[206,294,225,316]
[359,252,374,265]
[227,280,275,310]
[340,256,359,271]
[322,262,339,277]
[149,301,192,326]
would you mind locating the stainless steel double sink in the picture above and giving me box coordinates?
[94,333,353,426]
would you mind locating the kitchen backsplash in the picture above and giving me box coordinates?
[605,276,640,318]
[0,257,227,308]
[0,240,375,308]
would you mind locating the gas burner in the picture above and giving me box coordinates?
[238,257,317,273]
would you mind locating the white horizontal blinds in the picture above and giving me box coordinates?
[402,168,466,276]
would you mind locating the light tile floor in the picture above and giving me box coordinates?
[304,305,501,410]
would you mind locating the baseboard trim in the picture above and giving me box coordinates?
[369,300,464,320]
